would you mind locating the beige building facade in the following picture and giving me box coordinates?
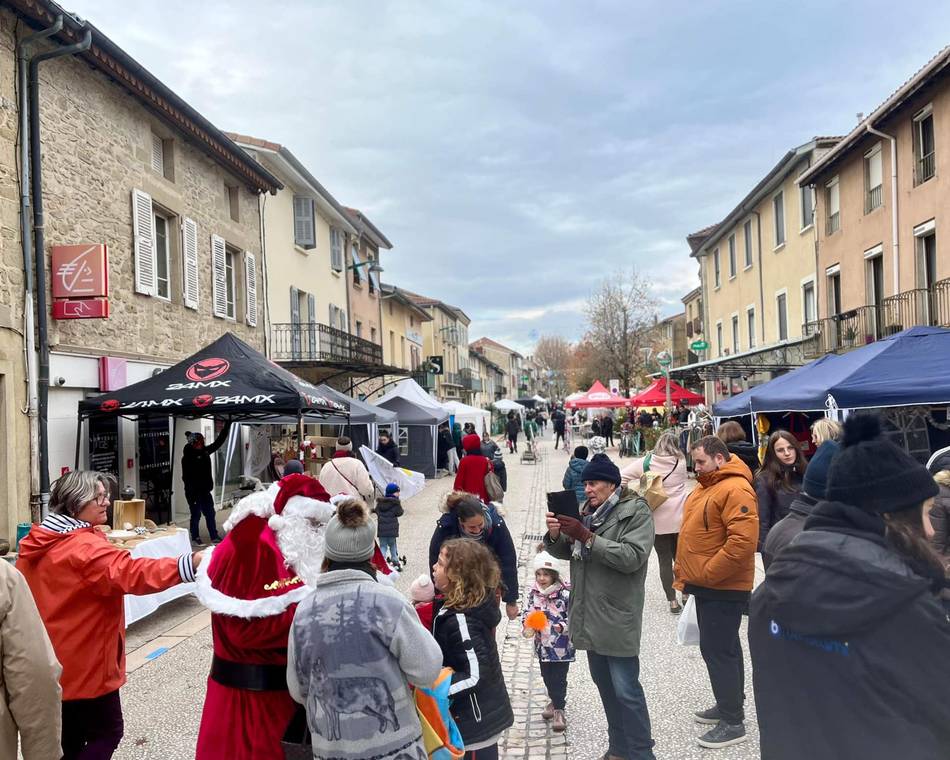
[380,284,431,373]
[470,337,523,400]
[799,48,950,355]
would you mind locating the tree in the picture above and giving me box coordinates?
[533,335,572,399]
[567,338,600,392]
[582,269,658,395]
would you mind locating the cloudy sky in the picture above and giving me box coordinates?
[70,0,950,353]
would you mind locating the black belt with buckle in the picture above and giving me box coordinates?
[210,655,288,692]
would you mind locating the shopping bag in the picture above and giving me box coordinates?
[676,595,700,646]
[484,471,505,503]
[638,472,669,511]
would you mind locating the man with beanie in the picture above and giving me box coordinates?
[762,440,839,570]
[287,498,443,760]
[544,453,657,760]
[674,435,757,749]
[319,436,374,503]
[749,414,950,760]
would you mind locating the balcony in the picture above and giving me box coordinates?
[826,211,840,235]
[412,369,436,391]
[271,322,382,365]
[460,368,483,392]
[496,385,508,399]
[801,306,879,358]
[865,184,882,214]
[915,151,936,186]
[881,283,950,333]
[442,371,463,387]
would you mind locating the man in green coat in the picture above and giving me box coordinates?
[545,454,656,760]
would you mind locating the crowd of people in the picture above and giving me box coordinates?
[2,405,948,760]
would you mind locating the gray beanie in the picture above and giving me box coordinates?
[324,499,377,563]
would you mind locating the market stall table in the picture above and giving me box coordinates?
[123,527,196,627]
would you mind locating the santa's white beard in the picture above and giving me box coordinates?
[275,516,327,586]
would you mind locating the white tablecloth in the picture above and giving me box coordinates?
[124,529,196,627]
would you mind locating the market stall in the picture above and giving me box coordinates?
[375,379,450,477]
[443,400,491,434]
[565,381,633,409]
[629,378,705,408]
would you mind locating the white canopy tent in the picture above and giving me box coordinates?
[493,399,526,420]
[531,394,548,404]
[443,400,491,434]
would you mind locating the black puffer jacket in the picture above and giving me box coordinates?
[373,496,403,538]
[433,594,514,746]
[754,472,802,550]
[750,501,950,760]
[726,441,759,474]
[761,493,818,570]
[376,438,400,465]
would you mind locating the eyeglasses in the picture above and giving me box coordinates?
[93,493,110,505]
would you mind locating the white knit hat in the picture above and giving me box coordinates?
[409,574,435,603]
[533,551,562,575]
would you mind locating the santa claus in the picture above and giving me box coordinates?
[193,473,334,758]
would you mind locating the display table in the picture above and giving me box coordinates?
[124,528,196,627]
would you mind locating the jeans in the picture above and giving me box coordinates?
[379,535,399,563]
[186,490,219,542]
[587,652,655,760]
[653,533,679,602]
[539,661,570,709]
[695,596,746,725]
[62,689,123,759]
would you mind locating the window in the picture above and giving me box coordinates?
[293,196,316,249]
[398,428,409,457]
[728,234,737,278]
[915,223,938,324]
[731,315,739,353]
[153,212,171,300]
[716,321,723,357]
[743,220,753,268]
[800,185,814,230]
[773,191,785,247]
[913,106,935,185]
[401,336,406,367]
[371,326,377,344]
[224,247,236,320]
[747,307,756,349]
[826,177,840,234]
[713,248,721,288]
[865,144,883,213]
[355,320,363,338]
[226,185,240,223]
[802,281,816,324]
[777,292,788,341]
[330,228,345,271]
[351,244,363,285]
[389,331,396,362]
[826,265,841,316]
[368,254,377,294]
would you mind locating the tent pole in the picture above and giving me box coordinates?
[74,414,82,471]
[297,412,304,463]
[169,416,177,524]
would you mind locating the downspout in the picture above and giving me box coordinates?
[866,124,899,294]
[16,15,63,520]
[30,26,92,518]
[752,211,765,345]
[259,193,269,357]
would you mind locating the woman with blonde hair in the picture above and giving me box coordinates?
[433,539,514,759]
[620,431,689,612]
[810,418,842,447]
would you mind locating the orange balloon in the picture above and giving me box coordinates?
[525,610,547,631]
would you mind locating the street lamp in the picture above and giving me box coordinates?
[347,260,384,274]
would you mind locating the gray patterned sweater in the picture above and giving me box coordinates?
[287,569,444,760]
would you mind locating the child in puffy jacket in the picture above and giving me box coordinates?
[373,483,404,569]
[522,550,574,733]
[409,573,436,631]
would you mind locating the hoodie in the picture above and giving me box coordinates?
[749,500,950,760]
[562,458,588,504]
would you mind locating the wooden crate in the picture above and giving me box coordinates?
[113,499,146,529]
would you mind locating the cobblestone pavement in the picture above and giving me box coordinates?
[114,438,762,759]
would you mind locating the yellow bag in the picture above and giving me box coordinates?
[637,452,671,511]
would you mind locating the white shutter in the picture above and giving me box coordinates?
[210,234,228,318]
[132,188,156,296]
[244,251,258,326]
[150,133,164,174]
[293,196,315,249]
[307,293,316,323]
[181,217,199,309]
[869,149,883,189]
[329,303,338,327]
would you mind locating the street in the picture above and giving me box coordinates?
[115,437,762,760]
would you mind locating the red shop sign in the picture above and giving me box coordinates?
[53,298,110,320]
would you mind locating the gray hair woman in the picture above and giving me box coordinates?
[620,430,690,612]
[17,470,203,759]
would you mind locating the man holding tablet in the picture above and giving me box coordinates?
[544,455,657,760]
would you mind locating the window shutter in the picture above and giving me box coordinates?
[329,304,338,327]
[244,251,258,326]
[351,246,363,283]
[210,234,228,318]
[290,286,300,324]
[293,196,315,249]
[150,134,164,174]
[331,229,344,271]
[307,293,316,323]
[339,309,347,331]
[132,189,156,296]
[181,217,199,309]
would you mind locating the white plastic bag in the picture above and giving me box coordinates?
[676,596,700,646]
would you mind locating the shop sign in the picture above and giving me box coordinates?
[690,340,709,351]
[52,244,110,319]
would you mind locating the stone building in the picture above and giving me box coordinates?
[470,336,523,400]
[0,3,280,534]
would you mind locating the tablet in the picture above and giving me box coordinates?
[547,490,581,522]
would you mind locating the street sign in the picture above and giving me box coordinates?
[53,298,110,319]
[690,340,709,351]
[656,350,672,367]
[427,356,444,375]
[52,244,108,298]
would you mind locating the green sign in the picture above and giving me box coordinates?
[690,340,709,351]
[656,350,672,367]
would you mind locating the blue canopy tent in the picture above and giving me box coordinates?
[713,327,950,417]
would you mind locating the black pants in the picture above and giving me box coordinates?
[62,689,123,759]
[464,745,498,759]
[186,489,219,541]
[695,596,746,725]
[653,533,678,602]
[554,431,564,449]
[507,433,518,452]
[539,660,570,709]
[605,431,614,447]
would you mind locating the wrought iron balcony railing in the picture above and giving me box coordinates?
[271,323,383,365]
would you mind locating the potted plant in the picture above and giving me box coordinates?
[842,325,857,347]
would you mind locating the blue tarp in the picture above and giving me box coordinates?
[713,326,950,416]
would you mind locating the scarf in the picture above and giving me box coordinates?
[573,487,622,559]
[535,580,563,597]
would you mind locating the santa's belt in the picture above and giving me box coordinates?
[210,655,288,692]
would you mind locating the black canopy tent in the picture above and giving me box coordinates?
[76,333,349,518]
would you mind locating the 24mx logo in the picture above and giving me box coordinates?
[167,381,232,390]
[185,358,230,383]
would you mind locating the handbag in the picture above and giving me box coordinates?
[484,470,504,503]
[281,705,312,760]
[638,453,674,511]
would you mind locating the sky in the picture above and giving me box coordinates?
[67,0,950,354]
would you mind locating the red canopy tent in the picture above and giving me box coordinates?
[565,380,633,409]
[630,378,704,407]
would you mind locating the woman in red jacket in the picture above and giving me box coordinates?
[18,471,200,760]
[453,433,493,503]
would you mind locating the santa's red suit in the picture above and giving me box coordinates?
[194,474,394,759]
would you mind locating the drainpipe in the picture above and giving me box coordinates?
[866,124,900,294]
[752,211,766,345]
[30,25,92,518]
[16,16,63,520]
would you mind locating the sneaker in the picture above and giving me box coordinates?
[697,721,746,749]
[552,709,567,733]
[669,600,683,614]
[541,701,554,721]
[694,706,722,725]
